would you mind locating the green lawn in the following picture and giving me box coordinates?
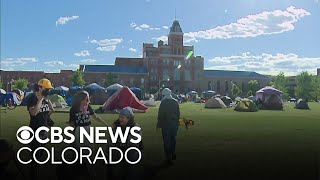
[1,102,320,179]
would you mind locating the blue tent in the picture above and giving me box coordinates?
[130,87,142,100]
[106,84,123,97]
[0,92,22,106]
[84,83,105,93]
[66,86,83,106]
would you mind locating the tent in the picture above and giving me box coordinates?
[221,96,232,107]
[234,99,258,112]
[256,86,283,110]
[106,84,123,97]
[142,98,156,107]
[0,92,22,106]
[295,99,310,110]
[84,83,108,105]
[130,87,142,100]
[66,86,83,106]
[0,89,6,94]
[51,86,69,97]
[49,94,67,108]
[171,93,180,101]
[102,87,148,112]
[205,97,227,109]
[12,89,24,100]
[202,90,216,99]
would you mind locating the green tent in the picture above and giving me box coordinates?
[49,94,66,103]
[234,99,258,112]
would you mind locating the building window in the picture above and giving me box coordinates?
[174,69,180,80]
[208,81,212,90]
[163,68,169,80]
[184,70,191,81]
[225,81,229,92]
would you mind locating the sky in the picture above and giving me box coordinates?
[1,0,320,76]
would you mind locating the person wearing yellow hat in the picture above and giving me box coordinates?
[27,78,55,180]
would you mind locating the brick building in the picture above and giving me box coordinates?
[1,20,273,95]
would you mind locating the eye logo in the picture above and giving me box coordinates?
[16,126,34,144]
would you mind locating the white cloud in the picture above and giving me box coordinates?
[183,6,310,42]
[0,57,37,67]
[208,52,320,76]
[56,16,79,26]
[131,23,161,31]
[44,61,64,67]
[90,38,123,46]
[129,48,137,52]
[80,59,96,63]
[163,26,169,29]
[97,46,116,52]
[152,36,167,43]
[74,50,90,57]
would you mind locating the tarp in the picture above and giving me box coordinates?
[205,97,227,108]
[295,99,310,110]
[0,89,6,94]
[102,87,148,112]
[234,99,258,112]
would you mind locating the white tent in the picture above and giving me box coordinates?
[0,89,6,94]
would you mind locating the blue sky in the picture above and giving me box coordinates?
[1,0,320,75]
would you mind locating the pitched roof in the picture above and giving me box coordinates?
[204,70,270,79]
[82,65,148,74]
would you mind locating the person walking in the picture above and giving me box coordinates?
[157,88,180,165]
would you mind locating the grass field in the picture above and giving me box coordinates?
[1,102,320,179]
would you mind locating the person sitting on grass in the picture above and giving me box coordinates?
[106,107,144,180]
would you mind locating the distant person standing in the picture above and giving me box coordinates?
[27,78,55,180]
[157,88,180,165]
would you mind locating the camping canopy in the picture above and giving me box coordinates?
[295,99,310,110]
[204,97,227,109]
[102,87,148,112]
[234,99,258,112]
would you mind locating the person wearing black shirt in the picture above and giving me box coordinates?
[27,78,55,180]
[68,91,108,179]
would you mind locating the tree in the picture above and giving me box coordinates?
[71,70,86,87]
[247,90,253,97]
[12,78,28,90]
[295,71,313,100]
[231,83,242,97]
[103,73,117,87]
[272,72,288,98]
[0,80,3,89]
[311,75,320,101]
[247,80,260,94]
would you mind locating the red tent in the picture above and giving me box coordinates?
[102,87,148,112]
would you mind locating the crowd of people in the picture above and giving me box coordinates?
[24,78,180,180]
